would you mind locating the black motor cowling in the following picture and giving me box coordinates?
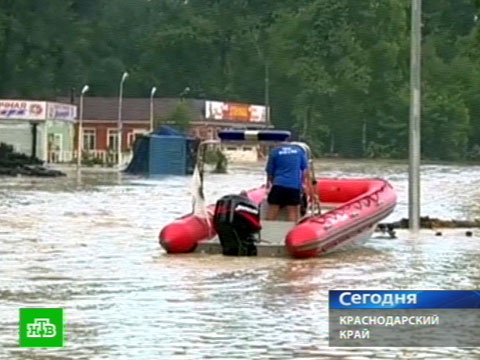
[213,194,261,256]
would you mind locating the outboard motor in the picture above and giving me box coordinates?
[213,194,261,256]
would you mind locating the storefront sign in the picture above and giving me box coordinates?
[0,100,47,120]
[47,102,77,121]
[205,101,266,123]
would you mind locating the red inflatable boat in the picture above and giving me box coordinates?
[159,129,396,258]
[159,178,397,258]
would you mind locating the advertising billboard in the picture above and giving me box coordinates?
[0,100,47,120]
[205,101,266,123]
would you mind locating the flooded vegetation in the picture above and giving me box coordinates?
[1,160,480,359]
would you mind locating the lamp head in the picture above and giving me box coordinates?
[81,85,89,95]
[180,86,190,96]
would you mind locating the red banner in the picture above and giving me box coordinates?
[206,101,266,123]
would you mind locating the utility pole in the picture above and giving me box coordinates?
[362,121,367,155]
[265,61,270,127]
[409,0,421,233]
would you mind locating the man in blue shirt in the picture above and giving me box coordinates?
[265,144,310,222]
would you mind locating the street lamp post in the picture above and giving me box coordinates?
[409,0,421,233]
[150,86,157,132]
[77,84,89,169]
[118,72,129,167]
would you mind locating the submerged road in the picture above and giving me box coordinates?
[1,159,480,359]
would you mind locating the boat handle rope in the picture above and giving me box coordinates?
[309,182,387,226]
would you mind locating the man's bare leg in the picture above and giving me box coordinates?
[266,204,281,220]
[286,205,300,222]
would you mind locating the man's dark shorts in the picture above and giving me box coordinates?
[267,185,301,207]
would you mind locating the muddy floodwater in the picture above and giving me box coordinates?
[1,159,480,359]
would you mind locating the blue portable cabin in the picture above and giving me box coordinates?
[125,126,198,176]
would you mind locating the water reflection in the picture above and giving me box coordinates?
[1,160,480,359]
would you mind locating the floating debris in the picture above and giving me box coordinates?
[0,143,66,177]
[376,216,479,239]
[380,216,480,229]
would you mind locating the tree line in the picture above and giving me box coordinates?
[1,0,479,160]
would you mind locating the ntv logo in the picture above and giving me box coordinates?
[26,318,57,338]
[19,308,64,347]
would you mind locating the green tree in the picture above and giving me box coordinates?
[1,0,480,161]
[0,0,83,97]
[155,101,193,132]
